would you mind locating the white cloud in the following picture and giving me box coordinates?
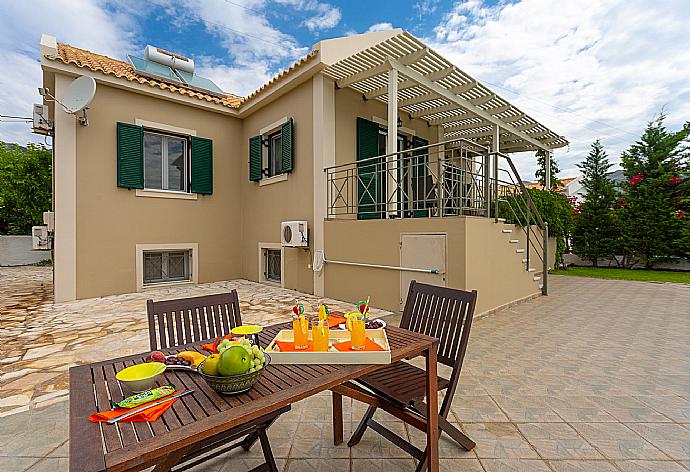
[303,6,342,31]
[428,0,690,179]
[367,22,395,33]
[195,58,274,97]
[272,0,341,31]
[0,0,140,145]
[414,0,440,19]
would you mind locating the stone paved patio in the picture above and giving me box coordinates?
[1,267,689,471]
[0,267,390,416]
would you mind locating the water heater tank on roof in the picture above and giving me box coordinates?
[281,221,308,247]
[144,45,195,73]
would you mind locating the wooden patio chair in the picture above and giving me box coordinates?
[333,281,477,472]
[146,291,287,472]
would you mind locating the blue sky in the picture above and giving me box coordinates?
[1,0,689,179]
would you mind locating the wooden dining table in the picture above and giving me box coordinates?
[69,322,440,472]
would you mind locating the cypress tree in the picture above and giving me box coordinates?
[572,140,619,267]
[535,149,562,189]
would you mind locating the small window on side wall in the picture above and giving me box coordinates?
[267,131,283,177]
[249,118,293,182]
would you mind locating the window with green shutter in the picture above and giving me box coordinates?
[356,117,383,220]
[117,122,144,189]
[249,135,263,181]
[117,122,212,195]
[281,118,293,173]
[191,136,213,194]
[249,118,294,182]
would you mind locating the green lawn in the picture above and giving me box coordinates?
[552,266,690,284]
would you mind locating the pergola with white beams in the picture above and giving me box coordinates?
[321,30,568,189]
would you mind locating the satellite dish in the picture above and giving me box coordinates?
[62,76,96,114]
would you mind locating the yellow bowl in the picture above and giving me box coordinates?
[231,325,263,336]
[116,362,166,393]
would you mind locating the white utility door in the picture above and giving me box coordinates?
[400,233,447,311]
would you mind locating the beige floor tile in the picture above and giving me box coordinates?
[571,423,669,460]
[408,422,478,459]
[286,458,349,472]
[440,458,485,472]
[0,457,41,472]
[517,423,604,460]
[625,423,690,460]
[479,458,551,471]
[462,423,539,459]
[290,421,352,459]
[490,396,562,422]
[451,395,509,422]
[350,421,411,459]
[614,460,688,471]
[547,460,620,471]
[351,458,416,471]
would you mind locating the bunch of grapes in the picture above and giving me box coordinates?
[164,356,192,367]
[218,337,266,373]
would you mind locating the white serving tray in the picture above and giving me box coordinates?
[265,329,391,365]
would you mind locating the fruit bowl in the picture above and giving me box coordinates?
[197,353,271,396]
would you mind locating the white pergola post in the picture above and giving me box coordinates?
[545,150,551,191]
[386,67,399,217]
[491,125,500,218]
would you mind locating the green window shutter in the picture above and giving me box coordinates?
[281,118,294,173]
[117,122,144,189]
[356,117,382,220]
[191,136,213,195]
[249,135,263,181]
[411,136,429,217]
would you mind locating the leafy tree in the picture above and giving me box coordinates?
[498,188,573,268]
[535,149,562,189]
[618,114,690,268]
[0,144,52,234]
[528,188,573,268]
[572,140,620,266]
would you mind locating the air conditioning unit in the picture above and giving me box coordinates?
[43,211,55,232]
[281,221,308,247]
[32,225,51,250]
[32,104,51,135]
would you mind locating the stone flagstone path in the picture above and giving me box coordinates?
[0,266,390,417]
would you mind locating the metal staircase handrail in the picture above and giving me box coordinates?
[492,151,550,295]
[495,151,546,229]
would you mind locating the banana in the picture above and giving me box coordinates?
[177,351,206,367]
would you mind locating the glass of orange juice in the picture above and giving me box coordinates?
[312,316,330,352]
[346,314,366,350]
[292,315,309,350]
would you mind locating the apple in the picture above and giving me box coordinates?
[147,351,165,363]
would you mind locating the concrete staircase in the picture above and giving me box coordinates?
[495,218,545,290]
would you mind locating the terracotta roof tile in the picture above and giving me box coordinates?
[240,50,319,104]
[48,44,318,110]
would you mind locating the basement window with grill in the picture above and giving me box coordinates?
[143,250,191,285]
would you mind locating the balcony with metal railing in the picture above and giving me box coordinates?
[324,138,550,294]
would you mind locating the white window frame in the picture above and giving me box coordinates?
[135,119,199,200]
[258,117,289,187]
[136,243,199,291]
[258,242,284,287]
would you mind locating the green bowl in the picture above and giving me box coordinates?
[197,353,270,395]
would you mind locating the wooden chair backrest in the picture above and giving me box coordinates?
[146,291,242,350]
[400,280,477,370]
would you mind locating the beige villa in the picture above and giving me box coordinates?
[39,29,566,315]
